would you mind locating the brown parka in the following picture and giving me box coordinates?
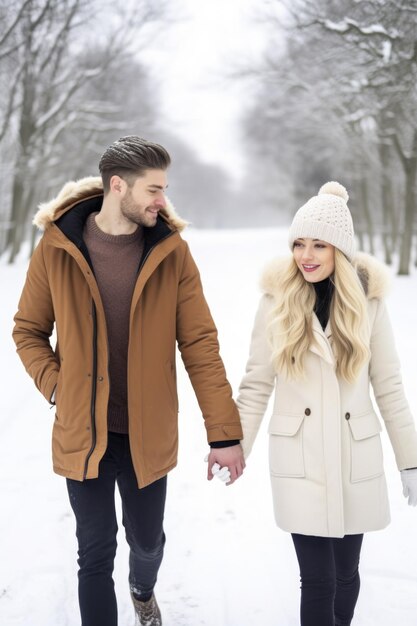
[13,177,242,487]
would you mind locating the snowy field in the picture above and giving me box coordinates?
[1,227,416,626]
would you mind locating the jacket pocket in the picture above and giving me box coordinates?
[268,414,305,478]
[347,411,384,482]
[163,360,178,413]
[54,367,62,408]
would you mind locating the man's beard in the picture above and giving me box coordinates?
[120,193,156,228]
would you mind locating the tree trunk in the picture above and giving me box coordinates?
[7,174,27,263]
[356,230,365,251]
[5,29,35,262]
[397,130,417,276]
[360,177,375,255]
[29,222,38,257]
[398,160,416,275]
[379,142,395,265]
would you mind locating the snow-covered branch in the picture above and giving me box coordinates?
[316,17,399,40]
[34,67,103,131]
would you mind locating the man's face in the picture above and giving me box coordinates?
[120,169,168,228]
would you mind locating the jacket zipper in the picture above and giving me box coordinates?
[83,301,98,479]
[138,229,174,274]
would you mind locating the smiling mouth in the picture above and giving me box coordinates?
[302,265,320,272]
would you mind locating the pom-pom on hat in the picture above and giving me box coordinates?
[288,181,355,260]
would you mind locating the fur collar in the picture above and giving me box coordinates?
[260,251,390,301]
[33,176,188,232]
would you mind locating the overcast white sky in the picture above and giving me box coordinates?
[141,0,283,183]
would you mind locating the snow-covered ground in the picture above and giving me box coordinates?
[1,227,416,626]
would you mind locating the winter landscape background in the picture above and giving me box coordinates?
[1,226,416,626]
[1,2,416,623]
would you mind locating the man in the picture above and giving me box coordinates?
[12,136,245,626]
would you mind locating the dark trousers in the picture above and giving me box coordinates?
[291,533,364,626]
[66,432,167,626]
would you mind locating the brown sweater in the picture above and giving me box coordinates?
[84,212,144,433]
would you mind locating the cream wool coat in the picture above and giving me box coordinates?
[237,253,417,538]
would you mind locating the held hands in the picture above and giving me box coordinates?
[205,445,245,486]
[401,468,417,507]
[204,457,231,483]
[212,463,232,481]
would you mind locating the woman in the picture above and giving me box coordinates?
[237,181,417,626]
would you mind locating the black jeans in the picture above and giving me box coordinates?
[66,432,167,626]
[291,533,364,626]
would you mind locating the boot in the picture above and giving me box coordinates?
[131,591,162,626]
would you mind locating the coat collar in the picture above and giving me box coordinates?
[33,176,188,233]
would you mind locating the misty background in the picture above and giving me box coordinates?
[0,0,416,273]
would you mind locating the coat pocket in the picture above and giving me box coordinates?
[347,412,384,482]
[163,360,178,413]
[54,367,62,409]
[268,414,305,478]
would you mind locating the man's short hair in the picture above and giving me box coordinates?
[99,136,171,193]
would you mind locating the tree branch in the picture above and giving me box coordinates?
[0,64,24,142]
[0,0,31,48]
[315,17,399,40]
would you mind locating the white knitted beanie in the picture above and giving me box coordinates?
[288,181,355,260]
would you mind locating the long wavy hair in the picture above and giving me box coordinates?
[267,249,370,383]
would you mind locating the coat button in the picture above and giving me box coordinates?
[304,408,311,416]
[345,412,351,420]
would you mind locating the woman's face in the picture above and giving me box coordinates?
[293,238,335,283]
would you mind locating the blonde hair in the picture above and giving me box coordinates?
[268,249,370,383]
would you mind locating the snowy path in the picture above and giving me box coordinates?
[1,228,416,625]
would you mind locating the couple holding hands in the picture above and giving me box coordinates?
[13,136,417,626]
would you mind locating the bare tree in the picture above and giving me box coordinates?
[0,0,168,262]
[306,0,417,274]
[243,0,417,272]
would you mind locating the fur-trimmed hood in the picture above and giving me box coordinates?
[260,251,390,301]
[33,176,188,232]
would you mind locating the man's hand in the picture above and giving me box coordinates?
[207,445,245,486]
